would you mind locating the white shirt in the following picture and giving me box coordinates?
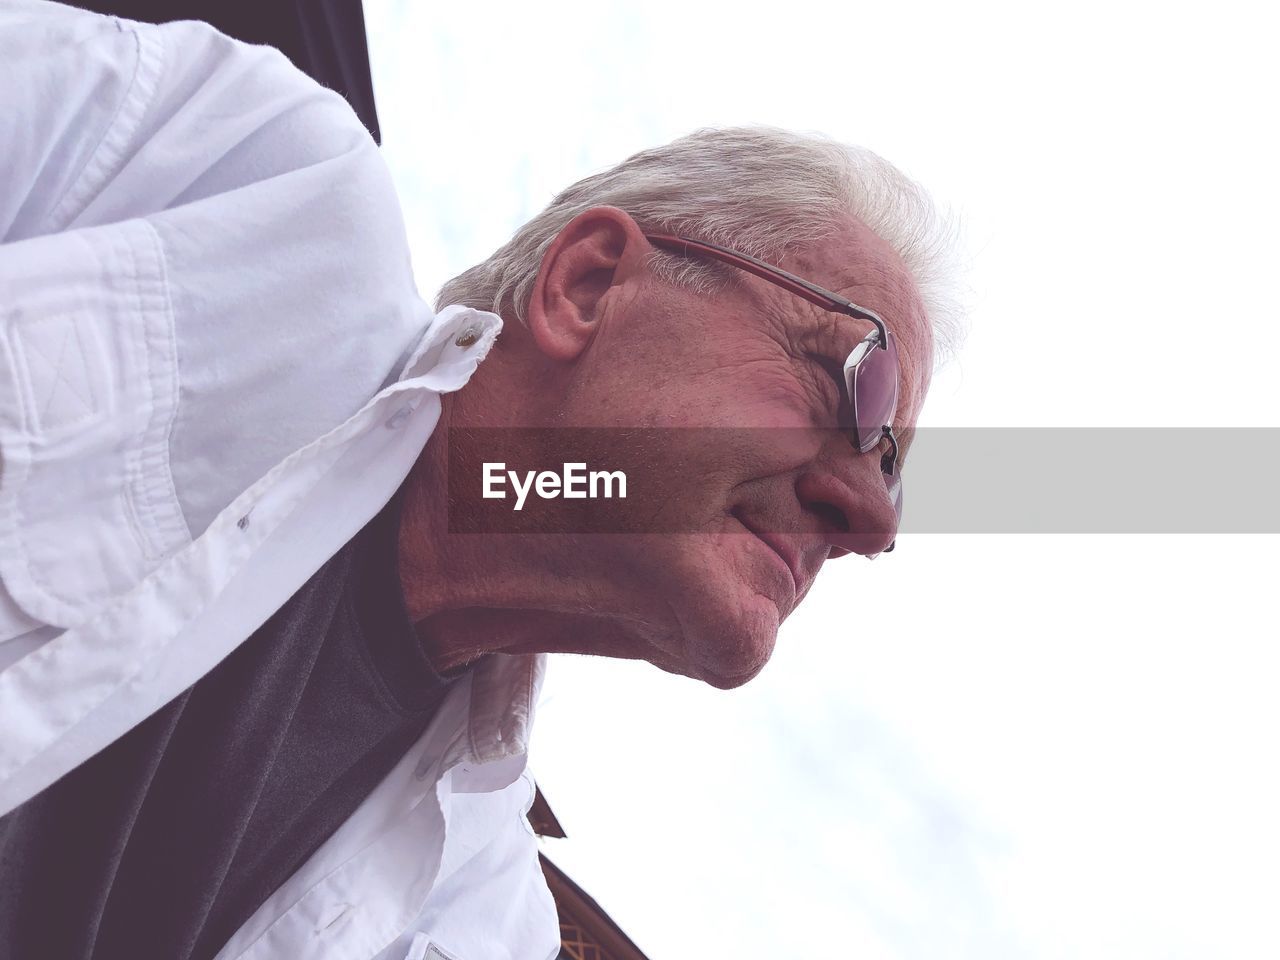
[0,3,558,958]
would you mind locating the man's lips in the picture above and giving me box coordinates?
[730,511,804,599]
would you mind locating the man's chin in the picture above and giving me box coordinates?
[680,610,779,689]
[641,649,769,689]
[696,656,770,690]
[629,539,787,688]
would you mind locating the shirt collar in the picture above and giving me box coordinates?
[400,304,502,393]
[443,652,546,793]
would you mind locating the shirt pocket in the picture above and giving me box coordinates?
[0,217,189,629]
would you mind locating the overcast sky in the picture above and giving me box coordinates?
[365,1,1280,955]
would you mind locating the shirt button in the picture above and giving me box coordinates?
[454,328,480,347]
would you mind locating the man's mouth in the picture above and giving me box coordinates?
[729,509,802,600]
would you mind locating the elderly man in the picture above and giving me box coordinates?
[0,2,952,958]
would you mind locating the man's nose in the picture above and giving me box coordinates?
[794,444,898,558]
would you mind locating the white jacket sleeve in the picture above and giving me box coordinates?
[0,1,425,640]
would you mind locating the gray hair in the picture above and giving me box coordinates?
[435,126,966,363]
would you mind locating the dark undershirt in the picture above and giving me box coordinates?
[0,489,455,960]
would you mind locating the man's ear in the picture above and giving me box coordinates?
[526,206,648,362]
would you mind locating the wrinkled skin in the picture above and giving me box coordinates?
[399,206,933,688]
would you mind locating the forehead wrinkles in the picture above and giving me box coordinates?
[781,229,916,336]
[725,252,907,364]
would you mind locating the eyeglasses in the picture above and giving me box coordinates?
[644,233,903,552]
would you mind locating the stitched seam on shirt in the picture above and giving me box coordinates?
[45,21,166,231]
[127,221,191,557]
[117,231,154,573]
[41,25,140,231]
[153,248,187,549]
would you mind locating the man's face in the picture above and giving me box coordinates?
[519,215,933,688]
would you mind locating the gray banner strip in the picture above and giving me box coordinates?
[900,428,1280,533]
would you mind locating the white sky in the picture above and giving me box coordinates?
[365,1,1280,955]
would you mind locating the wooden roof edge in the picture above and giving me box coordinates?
[539,853,652,960]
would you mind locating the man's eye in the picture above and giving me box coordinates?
[807,354,847,414]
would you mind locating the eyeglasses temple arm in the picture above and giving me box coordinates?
[645,233,889,344]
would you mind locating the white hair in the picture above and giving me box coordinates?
[435,125,966,363]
